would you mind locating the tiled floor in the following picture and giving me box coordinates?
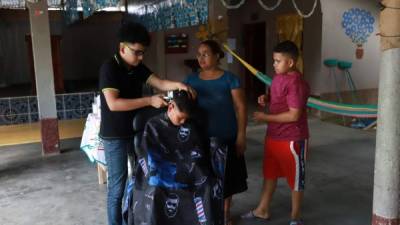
[0,118,376,225]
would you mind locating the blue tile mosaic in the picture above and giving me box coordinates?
[73,108,82,119]
[82,108,92,118]
[30,113,39,122]
[0,115,7,125]
[0,92,96,126]
[14,114,29,124]
[9,108,20,117]
[0,98,10,115]
[3,112,18,124]
[64,94,80,110]
[10,97,29,114]
[65,110,76,120]
[56,95,64,111]
[57,111,65,120]
[81,93,94,109]
[28,97,38,113]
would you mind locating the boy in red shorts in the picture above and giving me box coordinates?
[242,40,310,225]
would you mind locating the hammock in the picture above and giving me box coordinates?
[223,44,378,118]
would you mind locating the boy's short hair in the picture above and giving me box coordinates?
[118,22,150,46]
[273,40,299,60]
[171,90,196,116]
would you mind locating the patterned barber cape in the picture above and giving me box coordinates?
[126,113,226,225]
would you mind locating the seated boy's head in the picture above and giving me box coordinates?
[273,40,299,74]
[167,90,195,126]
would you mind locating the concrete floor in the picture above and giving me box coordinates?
[0,118,375,225]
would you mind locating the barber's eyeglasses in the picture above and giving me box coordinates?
[124,44,145,56]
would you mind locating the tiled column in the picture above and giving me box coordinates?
[372,0,400,224]
[26,0,59,155]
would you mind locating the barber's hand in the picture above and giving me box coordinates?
[176,83,197,99]
[150,95,168,108]
[236,135,246,156]
[257,94,268,107]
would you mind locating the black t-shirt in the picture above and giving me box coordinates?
[99,54,153,139]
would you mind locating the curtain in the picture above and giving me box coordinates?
[276,13,304,73]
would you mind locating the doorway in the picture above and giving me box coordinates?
[243,22,266,101]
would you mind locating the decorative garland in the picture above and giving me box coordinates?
[258,0,282,11]
[220,0,246,9]
[292,0,318,18]
[221,0,317,17]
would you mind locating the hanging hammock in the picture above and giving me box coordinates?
[223,44,378,118]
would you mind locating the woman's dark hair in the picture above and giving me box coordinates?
[200,40,225,59]
[118,22,150,46]
[273,40,299,60]
[171,90,196,116]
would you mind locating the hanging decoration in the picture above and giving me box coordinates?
[0,0,24,8]
[342,8,375,59]
[64,0,121,24]
[291,0,318,18]
[218,0,317,18]
[0,0,120,24]
[258,0,281,11]
[64,0,80,25]
[47,0,61,8]
[196,25,210,41]
[0,0,62,9]
[219,0,245,9]
[195,19,228,43]
[131,0,208,32]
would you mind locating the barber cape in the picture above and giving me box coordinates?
[127,113,226,225]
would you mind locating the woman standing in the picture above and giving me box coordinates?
[184,40,248,225]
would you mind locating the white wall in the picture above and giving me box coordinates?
[144,26,200,82]
[164,26,201,81]
[144,26,200,81]
[318,0,380,95]
[226,0,380,95]
[227,0,323,94]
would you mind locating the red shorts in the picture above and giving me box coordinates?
[263,138,308,191]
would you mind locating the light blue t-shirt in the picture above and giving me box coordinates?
[184,71,240,140]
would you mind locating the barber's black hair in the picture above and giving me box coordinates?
[273,40,299,60]
[171,90,196,116]
[200,39,225,59]
[118,21,150,46]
